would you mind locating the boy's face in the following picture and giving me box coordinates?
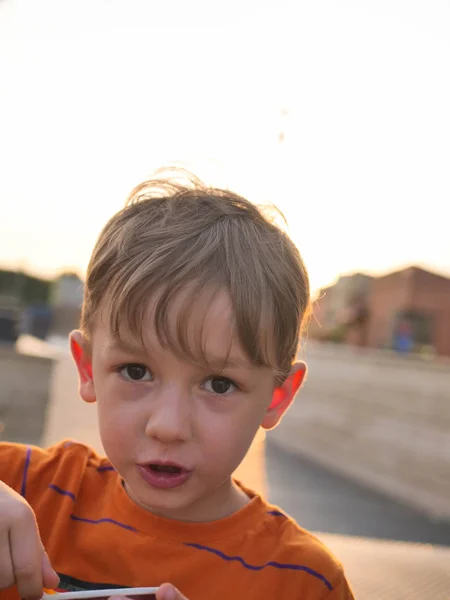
[71,289,305,522]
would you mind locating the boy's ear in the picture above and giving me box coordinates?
[261,361,307,430]
[70,330,96,404]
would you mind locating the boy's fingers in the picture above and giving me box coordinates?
[156,583,188,600]
[9,508,44,600]
[0,532,14,589]
[42,552,59,590]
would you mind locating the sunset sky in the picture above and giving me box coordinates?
[1,0,449,293]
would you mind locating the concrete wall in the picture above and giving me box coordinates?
[269,341,450,521]
[0,345,55,445]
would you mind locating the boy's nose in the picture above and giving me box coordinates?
[144,387,191,443]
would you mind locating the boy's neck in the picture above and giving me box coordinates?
[124,478,251,523]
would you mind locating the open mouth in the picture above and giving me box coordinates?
[148,464,183,475]
[138,462,191,489]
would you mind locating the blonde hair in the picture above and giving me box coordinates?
[81,169,310,380]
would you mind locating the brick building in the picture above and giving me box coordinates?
[366,266,450,356]
[310,266,450,356]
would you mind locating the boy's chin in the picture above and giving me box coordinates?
[125,475,238,522]
[124,478,197,516]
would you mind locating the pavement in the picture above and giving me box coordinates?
[266,440,450,546]
[16,337,450,599]
[266,441,450,599]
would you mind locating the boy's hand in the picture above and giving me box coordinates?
[0,481,59,600]
[156,584,188,600]
[111,585,188,600]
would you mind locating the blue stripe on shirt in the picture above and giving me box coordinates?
[184,543,333,591]
[20,447,31,498]
[49,484,76,501]
[70,515,137,532]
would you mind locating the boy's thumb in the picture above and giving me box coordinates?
[157,583,186,600]
[42,551,60,589]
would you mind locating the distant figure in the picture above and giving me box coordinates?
[394,319,413,354]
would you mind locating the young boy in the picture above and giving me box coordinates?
[0,171,354,600]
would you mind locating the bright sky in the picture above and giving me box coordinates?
[0,0,449,293]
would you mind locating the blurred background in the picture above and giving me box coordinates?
[1,1,450,598]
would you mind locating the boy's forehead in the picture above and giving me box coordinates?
[94,288,253,367]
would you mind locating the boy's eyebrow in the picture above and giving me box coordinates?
[104,340,146,354]
[104,340,255,370]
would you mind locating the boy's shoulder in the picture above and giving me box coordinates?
[260,507,345,586]
[230,483,350,595]
[0,439,112,496]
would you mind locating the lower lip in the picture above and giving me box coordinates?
[137,465,192,489]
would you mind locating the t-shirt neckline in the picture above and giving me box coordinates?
[112,476,269,543]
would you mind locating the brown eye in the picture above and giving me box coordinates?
[203,377,236,395]
[120,364,152,381]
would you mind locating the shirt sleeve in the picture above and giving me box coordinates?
[0,441,73,501]
[0,442,31,494]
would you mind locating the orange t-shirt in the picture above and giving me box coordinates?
[0,441,354,600]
